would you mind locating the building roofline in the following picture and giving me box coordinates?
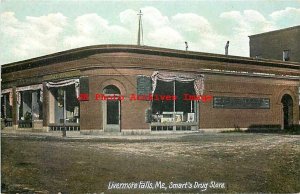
[249,25,300,38]
[2,44,300,74]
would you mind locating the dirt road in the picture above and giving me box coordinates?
[1,133,299,193]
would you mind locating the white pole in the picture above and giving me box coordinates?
[62,89,66,137]
[173,81,176,113]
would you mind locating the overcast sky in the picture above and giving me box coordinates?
[0,0,300,65]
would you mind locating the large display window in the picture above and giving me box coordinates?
[16,85,43,128]
[50,85,79,124]
[150,71,204,131]
[47,79,80,131]
[152,80,197,124]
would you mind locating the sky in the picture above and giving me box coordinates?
[0,0,300,65]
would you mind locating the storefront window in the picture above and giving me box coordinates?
[152,80,174,115]
[1,93,12,119]
[18,90,43,121]
[152,80,197,123]
[51,84,79,124]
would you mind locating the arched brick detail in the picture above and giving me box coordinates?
[276,89,297,105]
[276,88,299,126]
[100,79,127,96]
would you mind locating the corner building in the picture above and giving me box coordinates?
[1,45,299,134]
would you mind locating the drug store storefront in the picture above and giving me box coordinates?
[1,45,299,134]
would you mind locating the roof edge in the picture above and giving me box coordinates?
[249,25,300,38]
[2,44,300,72]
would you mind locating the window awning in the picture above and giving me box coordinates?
[151,71,205,95]
[16,84,44,104]
[2,88,12,94]
[46,79,80,98]
[46,79,79,88]
[16,84,43,92]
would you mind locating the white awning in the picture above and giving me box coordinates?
[46,79,80,98]
[46,79,79,88]
[151,71,205,95]
[2,88,12,94]
[16,84,43,104]
[16,84,43,92]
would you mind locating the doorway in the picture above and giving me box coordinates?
[281,94,293,129]
[103,85,121,132]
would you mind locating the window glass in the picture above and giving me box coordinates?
[151,80,196,123]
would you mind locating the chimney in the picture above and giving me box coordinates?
[225,41,229,55]
[185,41,188,51]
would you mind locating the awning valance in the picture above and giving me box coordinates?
[16,84,44,104]
[2,88,12,94]
[46,79,80,98]
[151,71,205,95]
[16,84,43,92]
[46,79,79,88]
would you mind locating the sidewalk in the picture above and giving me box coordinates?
[1,129,201,140]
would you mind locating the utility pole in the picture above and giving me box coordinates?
[137,10,143,46]
[62,89,66,137]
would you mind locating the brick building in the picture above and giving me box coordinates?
[249,25,300,62]
[1,45,299,134]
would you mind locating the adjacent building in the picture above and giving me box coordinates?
[249,25,300,62]
[1,45,299,134]
[249,25,300,128]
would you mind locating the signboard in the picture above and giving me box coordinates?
[79,76,89,101]
[213,96,270,109]
[137,76,152,96]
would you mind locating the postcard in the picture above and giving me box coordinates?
[1,0,300,193]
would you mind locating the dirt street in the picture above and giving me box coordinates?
[1,133,300,193]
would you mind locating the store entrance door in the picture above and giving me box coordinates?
[102,85,121,132]
[281,94,293,129]
[103,100,120,132]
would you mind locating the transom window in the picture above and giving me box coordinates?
[103,85,120,94]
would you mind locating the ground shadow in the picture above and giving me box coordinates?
[247,124,300,134]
